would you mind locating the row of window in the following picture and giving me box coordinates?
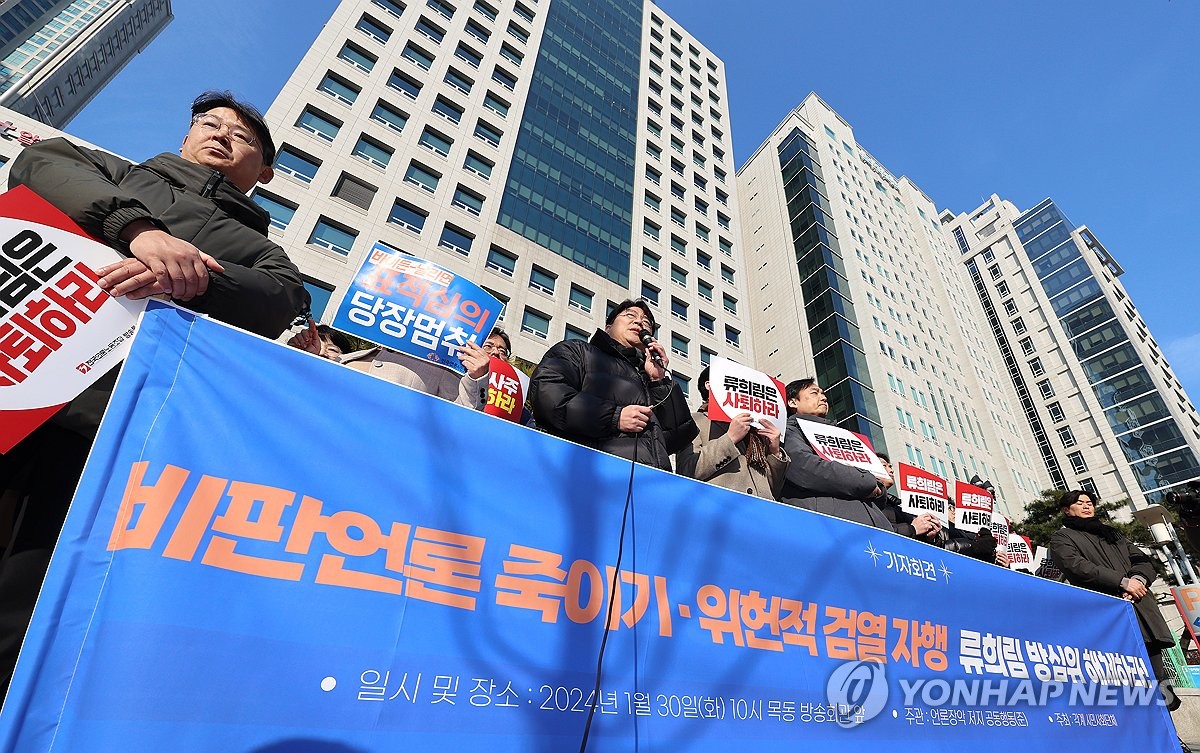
[359,0,534,49]
[512,301,740,355]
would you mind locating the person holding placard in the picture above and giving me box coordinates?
[675,366,788,500]
[779,377,893,529]
[876,453,942,543]
[0,91,307,697]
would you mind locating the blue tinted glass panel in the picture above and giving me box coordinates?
[304,281,334,318]
[496,0,642,286]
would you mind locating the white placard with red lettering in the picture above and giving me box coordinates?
[706,356,787,437]
[793,418,889,479]
[1007,535,1034,570]
[0,187,145,453]
[896,462,949,525]
[483,357,528,423]
[955,481,994,532]
[989,511,1010,549]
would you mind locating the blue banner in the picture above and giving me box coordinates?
[331,243,500,372]
[0,306,1177,751]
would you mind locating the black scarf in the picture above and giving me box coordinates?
[1062,514,1122,544]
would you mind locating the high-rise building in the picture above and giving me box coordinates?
[737,93,1049,516]
[944,197,1200,509]
[0,0,171,128]
[259,0,751,398]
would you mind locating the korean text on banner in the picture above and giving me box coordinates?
[955,481,994,531]
[794,417,888,479]
[0,306,1177,752]
[706,355,787,437]
[896,462,949,524]
[332,242,500,373]
[0,186,144,452]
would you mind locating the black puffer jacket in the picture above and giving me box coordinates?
[8,138,306,436]
[10,138,306,338]
[529,330,697,470]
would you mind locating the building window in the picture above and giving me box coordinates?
[642,249,660,272]
[444,67,474,95]
[989,264,1002,280]
[317,72,360,105]
[1012,317,1027,335]
[1068,452,1088,474]
[454,42,483,68]
[356,15,392,44]
[438,224,473,256]
[671,235,686,256]
[372,0,405,17]
[640,282,659,306]
[565,324,589,342]
[252,192,296,231]
[725,325,740,348]
[1028,357,1045,377]
[463,151,493,179]
[370,100,408,132]
[414,17,445,45]
[427,0,455,19]
[670,332,689,357]
[388,199,427,234]
[699,311,715,334]
[402,42,435,70]
[492,66,518,91]
[643,219,660,241]
[387,69,422,100]
[722,293,737,315]
[996,280,1010,298]
[303,278,335,319]
[500,42,524,66]
[1018,336,1035,356]
[296,108,341,142]
[698,280,713,301]
[720,264,735,284]
[529,266,555,295]
[1047,402,1065,422]
[569,285,593,313]
[418,127,453,157]
[1057,427,1077,448]
[473,120,502,147]
[452,185,485,215]
[274,147,320,183]
[521,308,550,339]
[486,246,516,276]
[338,41,377,73]
[352,135,393,168]
[483,91,510,118]
[404,162,440,193]
[718,237,733,256]
[472,0,497,20]
[670,264,687,288]
[465,18,490,43]
[700,346,715,366]
[308,218,357,255]
[332,173,377,210]
[645,191,661,211]
[432,96,464,124]
[1037,379,1054,399]
[1002,299,1018,316]
[671,297,688,321]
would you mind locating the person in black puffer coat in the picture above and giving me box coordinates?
[530,299,697,471]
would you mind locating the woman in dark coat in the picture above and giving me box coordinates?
[1049,490,1181,711]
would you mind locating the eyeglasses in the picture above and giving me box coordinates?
[482,342,510,358]
[617,309,656,331]
[191,114,258,148]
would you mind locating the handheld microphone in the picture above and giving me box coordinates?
[640,330,666,368]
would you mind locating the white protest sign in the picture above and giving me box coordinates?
[0,188,146,451]
[896,462,950,525]
[706,356,787,437]
[793,418,889,479]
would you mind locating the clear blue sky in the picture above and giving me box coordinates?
[68,0,1200,402]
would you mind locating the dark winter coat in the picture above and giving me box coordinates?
[529,329,697,471]
[1049,524,1175,650]
[779,413,892,530]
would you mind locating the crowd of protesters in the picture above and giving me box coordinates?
[0,90,1184,717]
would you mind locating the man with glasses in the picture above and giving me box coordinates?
[530,299,696,470]
[0,91,307,698]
